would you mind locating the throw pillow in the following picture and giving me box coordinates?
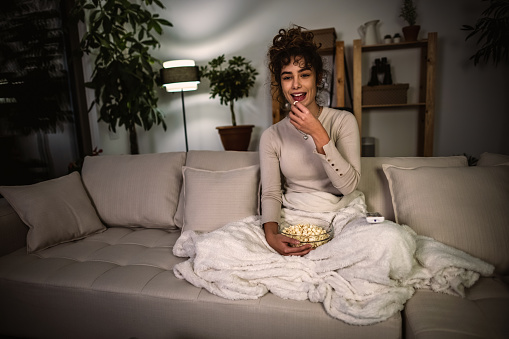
[174,150,260,228]
[81,152,186,229]
[382,164,509,274]
[181,165,260,232]
[0,172,106,253]
[358,156,468,221]
[477,152,509,166]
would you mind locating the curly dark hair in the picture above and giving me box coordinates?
[268,25,326,105]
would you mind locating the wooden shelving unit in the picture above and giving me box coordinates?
[353,32,437,156]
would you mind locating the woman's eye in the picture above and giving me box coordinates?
[301,73,311,78]
[282,76,292,81]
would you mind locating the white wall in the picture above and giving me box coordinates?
[89,0,509,158]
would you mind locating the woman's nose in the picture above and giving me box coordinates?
[292,78,301,89]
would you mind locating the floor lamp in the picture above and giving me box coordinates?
[160,60,200,152]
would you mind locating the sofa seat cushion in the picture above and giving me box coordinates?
[0,227,402,339]
[0,228,183,290]
[404,277,509,339]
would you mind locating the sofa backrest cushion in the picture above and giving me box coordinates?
[383,164,509,274]
[358,156,468,221]
[82,152,186,230]
[0,172,106,253]
[174,150,260,228]
[0,199,29,256]
[181,165,260,232]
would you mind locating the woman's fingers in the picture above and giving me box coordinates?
[289,103,309,124]
[279,234,312,256]
[284,244,313,256]
[289,103,319,135]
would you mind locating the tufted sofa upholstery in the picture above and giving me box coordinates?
[0,228,401,338]
[404,278,509,339]
[0,150,508,339]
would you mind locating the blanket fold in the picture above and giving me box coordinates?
[173,193,494,325]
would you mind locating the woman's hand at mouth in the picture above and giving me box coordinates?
[289,101,318,133]
[289,102,330,154]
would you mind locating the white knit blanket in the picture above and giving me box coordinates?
[173,193,494,325]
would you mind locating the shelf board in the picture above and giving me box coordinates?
[361,40,428,52]
[362,103,425,109]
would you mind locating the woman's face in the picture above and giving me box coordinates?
[280,56,317,108]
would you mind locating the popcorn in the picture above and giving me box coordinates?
[281,223,331,248]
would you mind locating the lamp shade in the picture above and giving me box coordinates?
[161,60,200,92]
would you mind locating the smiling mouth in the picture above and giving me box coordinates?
[291,93,306,102]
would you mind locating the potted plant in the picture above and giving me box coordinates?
[399,0,420,41]
[72,0,172,154]
[462,0,509,66]
[200,55,258,151]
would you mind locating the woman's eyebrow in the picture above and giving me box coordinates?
[280,67,311,76]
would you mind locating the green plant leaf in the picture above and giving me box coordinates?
[152,20,162,35]
[400,0,418,26]
[463,0,509,66]
[157,18,173,27]
[200,54,258,126]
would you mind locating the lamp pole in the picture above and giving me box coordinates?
[181,89,188,152]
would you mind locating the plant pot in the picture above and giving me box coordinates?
[402,25,420,42]
[216,125,254,151]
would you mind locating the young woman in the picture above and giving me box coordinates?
[172,27,492,320]
[260,26,361,256]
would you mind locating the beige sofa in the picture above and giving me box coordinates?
[0,150,508,339]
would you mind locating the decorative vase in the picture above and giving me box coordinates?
[216,125,254,151]
[402,25,420,42]
[358,20,380,45]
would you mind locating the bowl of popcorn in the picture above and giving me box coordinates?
[279,217,334,248]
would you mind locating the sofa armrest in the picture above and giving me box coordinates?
[0,198,28,256]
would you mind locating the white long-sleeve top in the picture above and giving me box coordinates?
[259,107,361,225]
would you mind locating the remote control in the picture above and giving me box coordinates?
[366,212,384,223]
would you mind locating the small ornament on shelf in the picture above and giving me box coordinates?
[368,65,379,86]
[382,58,393,85]
[362,57,409,105]
[368,58,392,86]
[368,59,380,86]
